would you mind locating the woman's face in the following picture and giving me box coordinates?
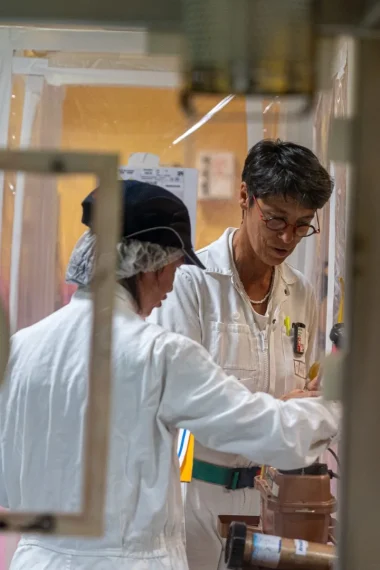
[240,183,316,266]
[137,257,184,317]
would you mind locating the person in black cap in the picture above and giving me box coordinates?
[82,180,205,269]
[0,180,340,570]
[68,179,204,316]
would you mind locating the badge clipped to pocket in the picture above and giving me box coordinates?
[292,322,306,356]
[292,322,307,380]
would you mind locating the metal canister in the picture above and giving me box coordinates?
[225,522,335,569]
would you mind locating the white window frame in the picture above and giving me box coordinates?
[0,148,119,537]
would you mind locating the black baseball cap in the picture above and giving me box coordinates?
[81,179,205,270]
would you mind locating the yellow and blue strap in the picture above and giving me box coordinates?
[177,429,194,483]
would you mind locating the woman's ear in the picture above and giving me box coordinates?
[239,182,250,213]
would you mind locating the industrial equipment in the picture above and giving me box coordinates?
[218,463,338,569]
[256,465,336,544]
[225,521,335,569]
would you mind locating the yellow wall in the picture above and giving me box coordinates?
[59,86,248,265]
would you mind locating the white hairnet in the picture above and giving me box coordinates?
[66,230,183,287]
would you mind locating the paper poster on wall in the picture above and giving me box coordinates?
[119,162,198,243]
[119,167,185,196]
[196,151,235,200]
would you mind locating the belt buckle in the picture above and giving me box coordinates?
[226,468,242,490]
[226,467,258,491]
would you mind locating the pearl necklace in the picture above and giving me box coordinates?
[249,268,275,305]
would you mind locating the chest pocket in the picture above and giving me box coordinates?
[207,322,259,391]
[281,328,309,391]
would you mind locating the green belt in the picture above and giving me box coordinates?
[192,459,260,490]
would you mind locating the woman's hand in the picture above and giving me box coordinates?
[280,389,320,401]
[304,376,320,391]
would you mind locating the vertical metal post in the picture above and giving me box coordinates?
[9,76,43,334]
[338,37,380,570]
[0,30,13,258]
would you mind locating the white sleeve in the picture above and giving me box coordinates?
[157,333,340,471]
[148,269,202,344]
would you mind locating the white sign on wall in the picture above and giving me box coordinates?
[119,166,185,196]
[196,151,235,200]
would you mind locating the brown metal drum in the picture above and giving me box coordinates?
[255,467,336,543]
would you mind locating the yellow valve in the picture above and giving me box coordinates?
[308,361,320,381]
[337,277,345,324]
[304,361,321,390]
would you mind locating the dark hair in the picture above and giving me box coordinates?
[242,139,333,210]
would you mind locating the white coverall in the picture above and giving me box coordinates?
[0,285,339,570]
[150,228,319,569]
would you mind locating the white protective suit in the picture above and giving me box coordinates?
[0,285,339,570]
[149,228,319,569]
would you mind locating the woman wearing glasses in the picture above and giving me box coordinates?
[149,139,333,570]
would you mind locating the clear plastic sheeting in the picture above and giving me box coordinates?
[1,75,250,330]
[330,54,348,327]
[312,40,350,355]
[326,39,350,503]
[313,91,333,354]
[0,72,96,333]
[313,38,351,503]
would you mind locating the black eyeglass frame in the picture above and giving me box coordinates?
[253,196,320,238]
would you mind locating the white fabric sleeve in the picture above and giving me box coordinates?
[148,268,202,344]
[157,333,341,471]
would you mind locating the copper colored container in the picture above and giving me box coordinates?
[255,464,336,543]
[225,522,336,569]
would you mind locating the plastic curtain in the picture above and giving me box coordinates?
[314,39,350,501]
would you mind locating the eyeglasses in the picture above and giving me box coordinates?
[253,196,320,238]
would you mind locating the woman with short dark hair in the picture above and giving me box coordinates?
[151,140,334,570]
